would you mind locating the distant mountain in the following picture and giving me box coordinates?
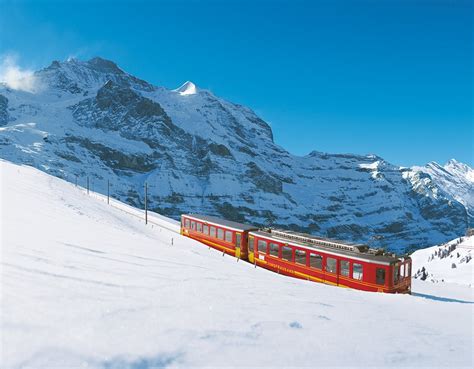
[413,160,474,220]
[0,57,471,252]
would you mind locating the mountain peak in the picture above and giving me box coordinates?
[86,57,124,74]
[444,159,474,181]
[38,56,154,93]
[445,159,467,169]
[44,57,124,75]
[174,81,198,96]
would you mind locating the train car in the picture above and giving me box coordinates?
[181,214,258,259]
[248,228,411,293]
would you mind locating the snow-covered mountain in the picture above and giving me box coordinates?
[2,159,473,368]
[413,160,474,220]
[0,57,471,252]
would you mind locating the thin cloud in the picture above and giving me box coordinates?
[0,54,42,93]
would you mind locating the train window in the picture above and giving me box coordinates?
[225,231,233,243]
[191,221,196,230]
[184,219,190,228]
[269,243,279,257]
[326,258,337,274]
[217,228,224,240]
[209,226,216,238]
[353,263,363,280]
[236,233,241,247]
[197,222,203,233]
[249,236,255,252]
[376,268,386,285]
[400,264,405,278]
[295,249,307,265]
[203,225,209,235]
[309,253,322,269]
[406,262,411,277]
[257,240,267,254]
[281,246,293,261]
[340,260,350,276]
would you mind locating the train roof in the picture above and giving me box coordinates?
[250,229,402,265]
[182,214,258,232]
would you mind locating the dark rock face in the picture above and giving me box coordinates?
[0,94,8,126]
[96,80,136,109]
[209,143,232,157]
[64,136,158,173]
[245,162,282,194]
[87,57,124,74]
[71,81,177,147]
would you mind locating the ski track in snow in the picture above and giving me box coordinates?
[1,160,473,369]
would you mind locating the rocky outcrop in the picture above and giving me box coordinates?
[0,94,9,126]
[71,81,177,148]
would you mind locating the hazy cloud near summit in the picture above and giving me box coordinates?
[0,54,42,93]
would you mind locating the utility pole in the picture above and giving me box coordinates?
[144,181,148,225]
[87,176,89,195]
[107,179,110,204]
[75,175,78,187]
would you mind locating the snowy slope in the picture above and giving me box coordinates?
[411,236,473,286]
[1,160,473,368]
[0,57,471,252]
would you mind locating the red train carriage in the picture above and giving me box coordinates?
[180,214,412,294]
[248,229,411,293]
[181,214,258,259]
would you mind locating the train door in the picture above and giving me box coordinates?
[235,232,242,259]
[325,257,337,285]
[248,234,255,264]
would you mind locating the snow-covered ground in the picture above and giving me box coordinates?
[1,160,473,368]
[411,236,473,286]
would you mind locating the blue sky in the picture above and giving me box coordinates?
[1,0,472,166]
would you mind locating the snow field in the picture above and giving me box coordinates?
[1,160,473,368]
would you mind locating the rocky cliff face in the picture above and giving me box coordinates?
[0,57,471,252]
[0,94,8,126]
[413,160,473,223]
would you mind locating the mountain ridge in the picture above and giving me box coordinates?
[0,56,471,252]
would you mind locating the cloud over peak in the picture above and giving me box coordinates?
[0,54,42,93]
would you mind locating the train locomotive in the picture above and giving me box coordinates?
[181,214,411,294]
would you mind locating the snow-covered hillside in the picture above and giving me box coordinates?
[1,160,473,368]
[0,57,471,252]
[411,236,473,286]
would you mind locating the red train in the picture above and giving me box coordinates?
[181,214,411,293]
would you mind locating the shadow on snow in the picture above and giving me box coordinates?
[412,292,474,304]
